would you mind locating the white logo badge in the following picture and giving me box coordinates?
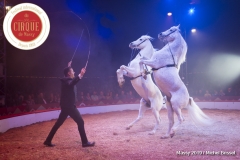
[3,3,50,50]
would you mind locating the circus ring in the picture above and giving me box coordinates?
[0,99,240,160]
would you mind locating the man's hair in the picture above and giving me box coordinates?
[63,67,72,77]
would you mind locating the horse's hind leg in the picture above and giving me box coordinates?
[161,99,174,139]
[169,98,187,138]
[149,101,161,135]
[126,98,148,130]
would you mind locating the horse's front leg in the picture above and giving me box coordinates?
[139,61,145,79]
[120,65,139,77]
[116,68,126,88]
[139,57,159,71]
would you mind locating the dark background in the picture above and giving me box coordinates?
[5,0,240,94]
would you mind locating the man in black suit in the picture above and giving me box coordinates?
[44,63,95,147]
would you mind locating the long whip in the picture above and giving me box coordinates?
[71,29,84,61]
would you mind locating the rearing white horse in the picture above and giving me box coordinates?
[116,35,164,135]
[139,25,212,138]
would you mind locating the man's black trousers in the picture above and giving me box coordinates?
[45,106,88,144]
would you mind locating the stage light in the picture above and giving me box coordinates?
[207,53,240,87]
[191,29,196,33]
[167,12,172,16]
[189,8,195,15]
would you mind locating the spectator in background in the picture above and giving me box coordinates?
[26,94,35,105]
[114,93,120,100]
[225,87,234,96]
[204,90,211,98]
[98,91,105,101]
[85,93,91,101]
[31,93,37,104]
[37,92,47,104]
[119,90,126,100]
[127,90,135,101]
[54,94,60,103]
[109,91,113,100]
[218,89,225,96]
[79,92,85,102]
[91,91,99,101]
[48,93,55,103]
[197,89,204,97]
[106,91,113,100]
[18,94,25,105]
[212,90,219,97]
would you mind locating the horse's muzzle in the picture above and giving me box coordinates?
[129,42,135,48]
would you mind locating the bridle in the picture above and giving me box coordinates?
[152,29,178,71]
[128,38,151,80]
[129,38,149,63]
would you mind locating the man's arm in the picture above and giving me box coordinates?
[78,68,86,79]
[65,68,86,86]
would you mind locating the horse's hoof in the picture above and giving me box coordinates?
[160,135,170,139]
[170,131,175,138]
[148,131,155,135]
[120,66,125,70]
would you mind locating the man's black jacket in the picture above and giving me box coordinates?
[60,76,80,108]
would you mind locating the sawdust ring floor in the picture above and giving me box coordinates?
[0,109,239,160]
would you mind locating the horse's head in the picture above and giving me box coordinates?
[158,25,180,42]
[129,35,153,49]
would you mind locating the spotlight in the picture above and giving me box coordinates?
[167,12,172,16]
[189,8,195,15]
[191,28,196,33]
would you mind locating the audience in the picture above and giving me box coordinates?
[2,78,240,108]
[119,91,127,100]
[91,91,99,101]
[79,92,85,102]
[225,87,234,96]
[26,94,35,105]
[204,90,211,98]
[114,93,120,100]
[98,91,105,100]
[85,93,92,101]
[218,90,225,96]
[36,92,47,104]
[48,93,56,103]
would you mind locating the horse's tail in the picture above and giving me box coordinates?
[187,97,213,127]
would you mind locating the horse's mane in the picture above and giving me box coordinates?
[176,31,187,66]
[142,35,154,41]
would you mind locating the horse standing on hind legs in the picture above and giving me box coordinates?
[139,25,212,138]
[116,35,164,135]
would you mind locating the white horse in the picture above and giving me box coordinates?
[116,35,164,135]
[139,25,212,138]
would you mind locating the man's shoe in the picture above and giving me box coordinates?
[82,141,95,147]
[43,141,55,147]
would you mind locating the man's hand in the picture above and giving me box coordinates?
[68,61,72,67]
[79,68,86,78]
